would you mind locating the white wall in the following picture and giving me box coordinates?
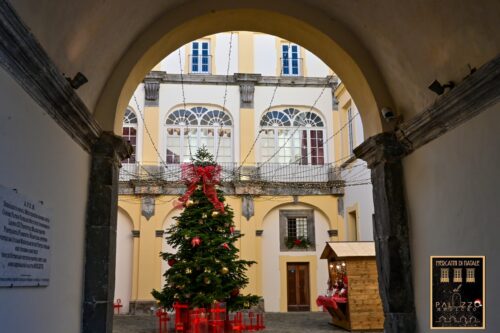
[0,68,90,333]
[261,203,330,312]
[161,46,186,74]
[114,209,134,314]
[254,34,277,75]
[214,33,239,75]
[404,104,500,332]
[304,50,329,77]
[341,164,374,241]
[341,103,374,241]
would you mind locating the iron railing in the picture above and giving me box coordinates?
[256,163,333,183]
[119,162,338,184]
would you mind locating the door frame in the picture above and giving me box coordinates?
[286,262,311,311]
[279,255,318,312]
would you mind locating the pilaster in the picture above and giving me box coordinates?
[354,132,416,333]
[82,132,132,333]
[142,80,160,166]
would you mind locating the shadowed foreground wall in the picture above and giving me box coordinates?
[0,67,90,333]
[404,103,500,332]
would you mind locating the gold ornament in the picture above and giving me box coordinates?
[204,268,212,273]
[202,213,208,219]
[197,185,203,190]
[243,301,250,308]
[198,219,204,225]
[211,211,220,217]
[178,284,185,290]
[204,277,211,285]
[185,268,192,274]
[184,235,190,240]
[185,200,194,207]
[220,267,229,275]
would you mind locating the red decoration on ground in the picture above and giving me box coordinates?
[168,258,177,267]
[155,308,170,333]
[174,163,225,213]
[192,236,201,247]
[113,299,123,314]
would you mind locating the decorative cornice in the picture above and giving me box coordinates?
[144,72,338,88]
[354,132,406,168]
[357,54,500,167]
[0,1,101,152]
[93,132,133,165]
[396,54,500,155]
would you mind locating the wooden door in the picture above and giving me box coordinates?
[287,263,310,311]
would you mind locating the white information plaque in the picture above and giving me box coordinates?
[0,186,51,287]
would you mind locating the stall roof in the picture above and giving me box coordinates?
[320,241,376,259]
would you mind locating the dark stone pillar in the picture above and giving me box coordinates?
[354,133,416,333]
[82,132,132,333]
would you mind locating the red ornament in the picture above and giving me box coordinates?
[230,226,235,234]
[173,164,225,213]
[230,288,240,297]
[222,243,230,250]
[191,236,201,247]
[167,258,177,267]
[294,239,302,245]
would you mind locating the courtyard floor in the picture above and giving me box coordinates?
[113,312,346,333]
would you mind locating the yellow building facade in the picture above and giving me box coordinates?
[114,32,373,314]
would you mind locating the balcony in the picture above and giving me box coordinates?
[120,162,339,183]
[188,54,212,74]
[119,162,343,196]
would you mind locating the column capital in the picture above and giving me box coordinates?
[354,132,406,168]
[92,131,133,165]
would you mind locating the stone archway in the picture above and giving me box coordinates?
[93,0,394,138]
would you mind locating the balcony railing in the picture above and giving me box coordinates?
[256,163,333,183]
[119,162,338,184]
[188,54,212,74]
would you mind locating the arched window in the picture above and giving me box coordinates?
[260,108,325,165]
[122,108,138,163]
[165,107,233,163]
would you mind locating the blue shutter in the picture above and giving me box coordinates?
[192,42,199,72]
[282,44,289,75]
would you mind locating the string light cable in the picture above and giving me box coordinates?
[237,41,292,172]
[216,31,234,160]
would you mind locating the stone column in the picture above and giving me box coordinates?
[82,132,132,333]
[354,133,416,333]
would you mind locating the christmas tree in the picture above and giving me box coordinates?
[152,147,261,311]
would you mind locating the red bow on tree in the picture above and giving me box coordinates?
[174,163,225,213]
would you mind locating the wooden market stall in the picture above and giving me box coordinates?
[318,242,384,331]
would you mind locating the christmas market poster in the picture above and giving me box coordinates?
[430,256,485,329]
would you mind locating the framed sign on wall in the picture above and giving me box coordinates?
[0,186,51,287]
[430,256,485,329]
